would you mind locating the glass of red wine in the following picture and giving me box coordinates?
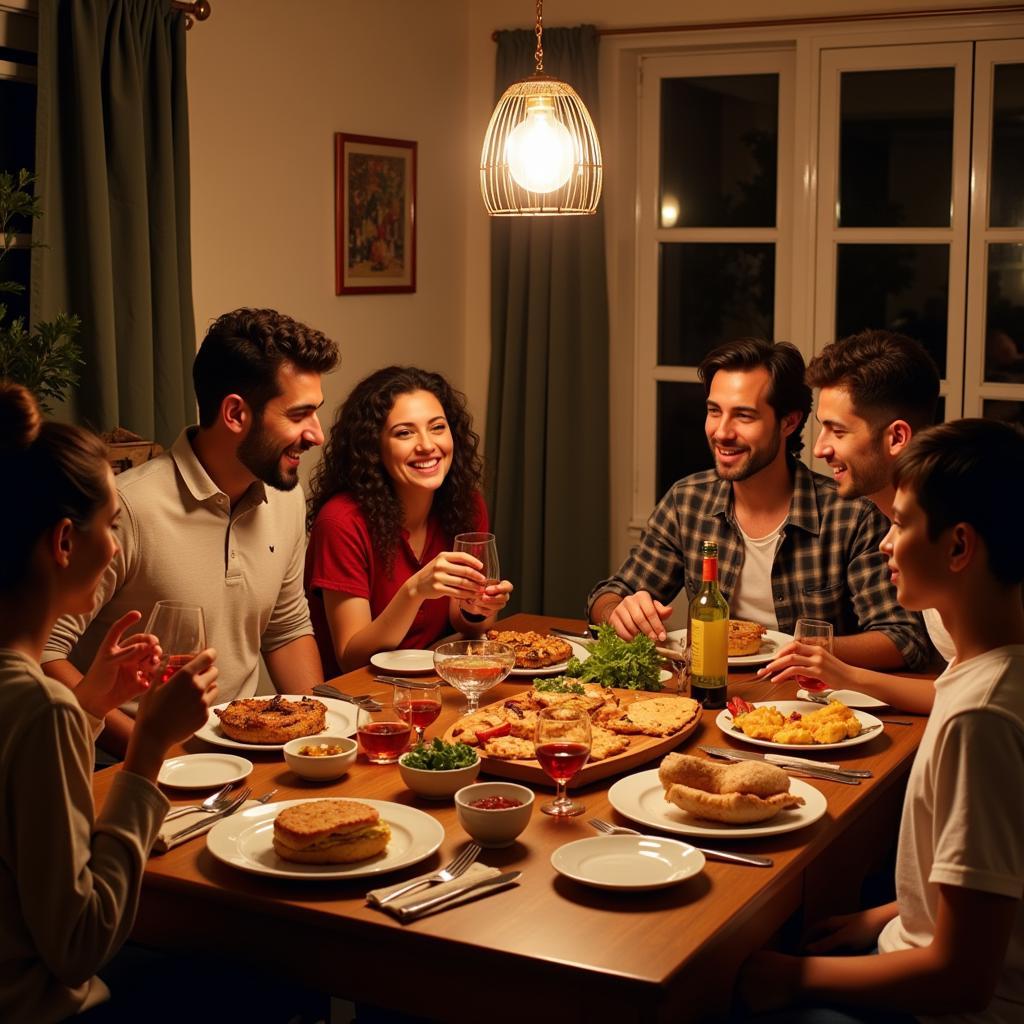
[535,706,592,817]
[393,679,443,745]
[793,618,834,692]
[433,639,516,714]
[357,696,413,764]
[144,601,206,684]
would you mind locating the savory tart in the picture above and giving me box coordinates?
[214,695,327,744]
[485,629,572,669]
[728,619,768,657]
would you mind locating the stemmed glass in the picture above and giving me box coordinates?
[433,639,516,714]
[393,679,443,745]
[534,706,592,817]
[453,532,500,610]
[145,601,206,684]
[793,618,834,692]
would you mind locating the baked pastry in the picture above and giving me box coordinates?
[214,695,327,744]
[273,800,391,864]
[604,696,700,737]
[485,629,572,669]
[658,753,804,824]
[729,619,767,657]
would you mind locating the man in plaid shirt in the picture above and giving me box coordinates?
[589,338,930,670]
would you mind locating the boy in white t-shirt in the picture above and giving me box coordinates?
[741,418,1024,1023]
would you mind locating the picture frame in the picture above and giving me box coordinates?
[335,133,417,295]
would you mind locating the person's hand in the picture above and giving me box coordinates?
[408,551,486,603]
[134,648,219,752]
[737,950,803,1014]
[75,610,161,720]
[461,578,513,617]
[803,906,895,954]
[608,591,673,642]
[756,640,856,690]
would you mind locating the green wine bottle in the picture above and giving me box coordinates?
[688,541,729,709]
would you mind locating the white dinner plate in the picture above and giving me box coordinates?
[715,701,884,751]
[194,697,358,752]
[157,753,252,789]
[370,649,436,674]
[665,628,794,668]
[510,639,590,677]
[206,798,445,880]
[608,769,827,839]
[551,835,705,890]
[797,688,888,710]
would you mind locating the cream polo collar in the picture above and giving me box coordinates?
[169,428,268,507]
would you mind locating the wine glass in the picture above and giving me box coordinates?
[453,532,500,609]
[144,601,206,684]
[534,706,591,817]
[393,679,443,745]
[433,639,515,714]
[793,618,834,693]
[356,695,412,764]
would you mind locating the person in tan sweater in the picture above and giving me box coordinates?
[0,383,217,1022]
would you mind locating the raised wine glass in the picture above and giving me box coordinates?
[433,639,515,714]
[393,679,443,745]
[535,706,591,817]
[453,532,500,608]
[144,601,206,684]
[793,618,834,692]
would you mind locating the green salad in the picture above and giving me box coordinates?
[565,624,663,691]
[401,738,478,771]
[533,678,585,695]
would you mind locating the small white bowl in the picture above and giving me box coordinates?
[398,751,480,799]
[455,782,535,848]
[283,735,358,780]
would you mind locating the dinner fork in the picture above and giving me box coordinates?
[312,683,382,711]
[167,786,251,842]
[163,783,235,822]
[588,818,774,868]
[373,843,482,906]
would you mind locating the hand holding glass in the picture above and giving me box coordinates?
[393,679,443,744]
[144,601,206,683]
[793,618,834,692]
[535,707,591,817]
[453,532,499,608]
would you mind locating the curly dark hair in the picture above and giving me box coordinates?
[193,308,339,426]
[307,366,484,573]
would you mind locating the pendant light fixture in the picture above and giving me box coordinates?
[481,1,602,216]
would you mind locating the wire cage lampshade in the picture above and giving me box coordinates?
[480,4,602,216]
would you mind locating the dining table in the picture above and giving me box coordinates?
[92,612,928,1023]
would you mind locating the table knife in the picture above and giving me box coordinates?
[698,745,868,785]
[394,871,522,921]
[168,792,250,842]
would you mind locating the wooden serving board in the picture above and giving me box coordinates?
[442,689,702,787]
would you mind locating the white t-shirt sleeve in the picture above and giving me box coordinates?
[930,709,1024,899]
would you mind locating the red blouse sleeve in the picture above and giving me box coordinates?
[306,496,374,600]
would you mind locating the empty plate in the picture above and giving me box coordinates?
[158,753,253,789]
[370,649,436,674]
[551,834,705,890]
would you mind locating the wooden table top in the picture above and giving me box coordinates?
[93,613,927,1023]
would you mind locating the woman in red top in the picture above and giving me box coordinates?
[305,366,512,674]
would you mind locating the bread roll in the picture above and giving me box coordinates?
[273,799,390,864]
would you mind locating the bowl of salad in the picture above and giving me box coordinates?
[398,738,481,799]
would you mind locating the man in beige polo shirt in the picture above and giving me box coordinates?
[42,308,340,757]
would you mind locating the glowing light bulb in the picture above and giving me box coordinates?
[505,95,575,193]
[661,196,680,227]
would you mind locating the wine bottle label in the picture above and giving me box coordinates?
[691,618,728,678]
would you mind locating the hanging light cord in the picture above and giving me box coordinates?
[534,0,544,73]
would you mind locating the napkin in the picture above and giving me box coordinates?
[366,863,503,919]
[153,800,259,854]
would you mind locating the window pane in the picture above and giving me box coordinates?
[657,381,713,500]
[838,68,954,227]
[1,248,31,325]
[835,243,949,373]
[983,399,1024,427]
[990,64,1024,227]
[0,79,37,235]
[985,244,1024,383]
[659,243,775,365]
[660,75,778,228]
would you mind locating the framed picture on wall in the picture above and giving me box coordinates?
[335,133,417,295]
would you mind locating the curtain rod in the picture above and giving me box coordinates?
[490,5,1024,40]
[170,0,211,30]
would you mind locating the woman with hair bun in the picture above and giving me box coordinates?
[305,366,512,673]
[0,382,218,1021]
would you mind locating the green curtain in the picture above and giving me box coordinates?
[486,25,610,618]
[31,0,194,444]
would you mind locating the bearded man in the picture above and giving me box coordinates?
[43,308,339,757]
[588,337,929,671]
